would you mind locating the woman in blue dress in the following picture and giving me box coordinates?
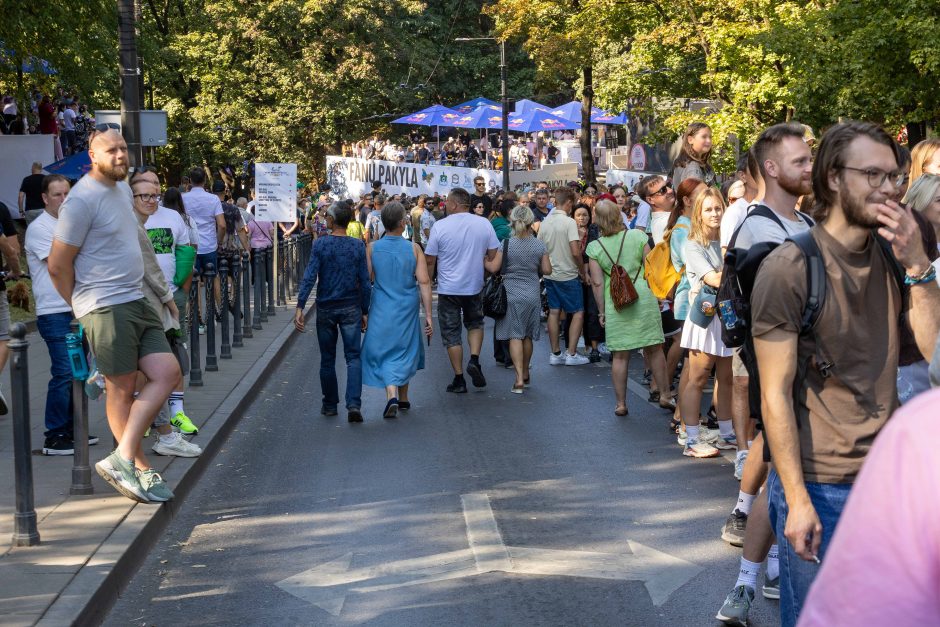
[361,201,434,418]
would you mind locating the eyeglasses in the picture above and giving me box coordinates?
[475,181,486,186]
[133,193,159,202]
[841,166,906,189]
[94,122,121,132]
[649,182,673,197]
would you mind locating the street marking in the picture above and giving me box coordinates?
[276,493,702,616]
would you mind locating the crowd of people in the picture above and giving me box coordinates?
[5,108,940,625]
[300,120,940,627]
[342,134,562,170]
[2,88,94,160]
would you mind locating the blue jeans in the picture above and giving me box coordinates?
[36,312,75,438]
[767,470,852,627]
[315,305,362,411]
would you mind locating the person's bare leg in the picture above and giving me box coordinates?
[467,328,484,358]
[385,385,398,401]
[523,338,533,381]
[665,339,683,383]
[732,376,750,451]
[117,353,179,466]
[611,351,629,411]
[509,339,524,387]
[741,433,769,495]
[547,309,561,353]
[446,345,464,375]
[0,340,9,373]
[680,350,715,428]
[715,357,733,421]
[566,312,584,355]
[399,384,409,403]
[643,344,673,403]
[742,490,775,562]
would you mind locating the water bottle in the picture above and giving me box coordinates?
[65,331,89,380]
[717,300,740,330]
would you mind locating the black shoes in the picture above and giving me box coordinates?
[465,361,486,388]
[398,401,411,410]
[721,509,748,547]
[321,405,338,416]
[383,398,399,419]
[42,435,74,456]
[347,408,363,423]
[447,376,468,393]
[589,349,601,363]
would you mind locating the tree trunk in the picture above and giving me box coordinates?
[907,121,927,147]
[580,66,596,184]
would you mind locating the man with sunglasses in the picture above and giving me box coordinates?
[637,175,675,244]
[470,176,493,217]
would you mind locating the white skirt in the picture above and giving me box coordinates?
[680,315,733,357]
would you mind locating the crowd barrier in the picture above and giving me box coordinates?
[8,233,314,546]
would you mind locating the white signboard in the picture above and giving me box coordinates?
[254,163,297,222]
[0,135,55,216]
[326,157,578,198]
[630,144,647,170]
[604,169,657,192]
[95,110,169,146]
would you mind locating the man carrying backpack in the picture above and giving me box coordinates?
[716,124,814,625]
[751,122,939,626]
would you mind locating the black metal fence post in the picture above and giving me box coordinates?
[277,240,287,306]
[10,323,39,546]
[240,251,252,339]
[69,322,93,495]
[219,258,232,359]
[232,254,243,347]
[265,246,276,316]
[204,263,218,372]
[188,271,203,386]
[253,250,265,328]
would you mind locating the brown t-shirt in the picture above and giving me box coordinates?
[751,225,903,484]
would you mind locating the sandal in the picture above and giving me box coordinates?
[669,417,682,433]
[659,396,677,411]
[523,377,531,388]
[614,406,629,417]
[648,391,661,404]
[511,384,525,394]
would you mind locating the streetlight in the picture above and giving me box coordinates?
[454,37,510,192]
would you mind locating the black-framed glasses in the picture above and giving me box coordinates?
[649,182,673,197]
[133,193,159,202]
[841,166,906,189]
[94,122,120,132]
[475,181,486,186]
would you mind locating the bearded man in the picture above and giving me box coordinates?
[48,129,181,504]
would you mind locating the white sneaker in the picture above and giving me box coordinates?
[577,337,585,349]
[564,352,590,366]
[549,352,566,365]
[714,434,737,450]
[598,342,611,356]
[152,432,203,457]
[699,426,720,444]
[677,425,687,447]
[684,439,720,458]
[734,450,749,480]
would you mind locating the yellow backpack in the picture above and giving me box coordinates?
[644,224,687,299]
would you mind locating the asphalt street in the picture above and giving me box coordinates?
[104,318,780,627]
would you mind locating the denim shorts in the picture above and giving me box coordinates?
[438,293,484,348]
[544,278,584,313]
[195,251,218,275]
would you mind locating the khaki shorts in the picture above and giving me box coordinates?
[732,347,748,378]
[80,299,171,376]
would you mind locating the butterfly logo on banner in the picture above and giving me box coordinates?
[421,170,434,184]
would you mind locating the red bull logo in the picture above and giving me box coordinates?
[442,113,459,120]
[509,118,524,127]
[408,113,428,122]
[541,118,566,128]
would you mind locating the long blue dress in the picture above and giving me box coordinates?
[361,235,425,387]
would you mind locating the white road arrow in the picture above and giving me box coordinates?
[276,493,702,616]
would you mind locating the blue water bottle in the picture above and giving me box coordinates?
[717,300,740,331]
[66,327,89,380]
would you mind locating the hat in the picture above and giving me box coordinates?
[690,286,718,329]
[211,180,226,193]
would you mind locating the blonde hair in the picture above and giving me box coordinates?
[510,205,535,237]
[903,173,940,215]
[594,199,625,237]
[689,187,725,246]
[910,139,940,184]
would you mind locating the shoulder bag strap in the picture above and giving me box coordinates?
[500,237,509,274]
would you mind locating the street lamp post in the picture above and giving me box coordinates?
[118,0,143,169]
[454,37,511,192]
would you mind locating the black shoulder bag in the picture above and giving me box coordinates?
[482,239,510,318]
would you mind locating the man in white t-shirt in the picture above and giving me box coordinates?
[636,175,676,245]
[182,168,224,331]
[62,102,77,155]
[25,174,99,456]
[425,187,500,393]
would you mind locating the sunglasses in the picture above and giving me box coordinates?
[94,122,121,132]
[649,182,673,197]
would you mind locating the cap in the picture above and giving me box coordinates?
[689,288,718,329]
[211,180,226,193]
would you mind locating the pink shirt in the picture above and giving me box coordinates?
[798,388,940,626]
[248,219,274,250]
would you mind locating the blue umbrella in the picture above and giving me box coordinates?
[44,151,91,180]
[506,109,580,133]
[548,101,584,122]
[451,97,499,114]
[548,101,627,125]
[513,99,552,115]
[391,104,463,127]
[442,105,505,129]
[0,48,57,75]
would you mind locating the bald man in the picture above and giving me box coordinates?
[48,130,180,503]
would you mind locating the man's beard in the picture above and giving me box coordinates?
[778,170,812,197]
[839,179,881,228]
[98,161,128,181]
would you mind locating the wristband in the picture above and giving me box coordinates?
[904,265,937,286]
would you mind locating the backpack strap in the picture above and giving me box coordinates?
[727,204,816,250]
[787,230,826,334]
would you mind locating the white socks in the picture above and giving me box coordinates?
[718,419,734,439]
[767,544,780,580]
[159,432,179,444]
[734,490,756,516]
[686,425,700,443]
[168,392,185,416]
[735,558,761,591]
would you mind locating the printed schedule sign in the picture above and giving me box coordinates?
[254,163,297,222]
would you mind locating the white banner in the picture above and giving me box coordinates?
[254,163,297,222]
[604,169,664,191]
[326,157,578,198]
[0,135,55,217]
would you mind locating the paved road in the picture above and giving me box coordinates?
[104,320,780,626]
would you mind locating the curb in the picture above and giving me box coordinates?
[35,304,312,627]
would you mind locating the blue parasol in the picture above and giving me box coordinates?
[548,101,627,125]
[513,99,552,115]
[506,109,580,133]
[391,104,463,127]
[441,105,505,129]
[451,97,499,114]
[44,151,91,180]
